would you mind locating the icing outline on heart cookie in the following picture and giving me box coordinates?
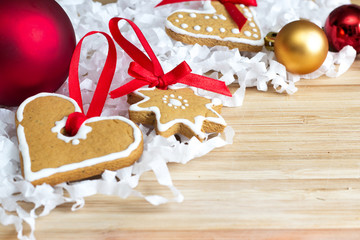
[17,93,143,183]
[165,1,264,46]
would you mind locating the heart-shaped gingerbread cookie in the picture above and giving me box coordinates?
[16,93,143,186]
[165,1,263,51]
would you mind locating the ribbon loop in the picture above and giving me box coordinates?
[65,31,117,136]
[109,18,232,98]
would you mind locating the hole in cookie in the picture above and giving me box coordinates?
[52,117,92,145]
[60,127,72,137]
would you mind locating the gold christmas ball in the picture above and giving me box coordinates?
[274,20,329,75]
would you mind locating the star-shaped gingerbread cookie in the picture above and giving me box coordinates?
[127,88,226,141]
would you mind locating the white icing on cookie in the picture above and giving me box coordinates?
[232,28,240,34]
[166,3,264,46]
[181,23,188,29]
[163,94,189,109]
[170,99,182,107]
[244,31,251,37]
[245,12,253,18]
[220,28,226,33]
[17,93,81,123]
[194,25,201,31]
[51,117,92,145]
[206,27,213,32]
[129,87,226,140]
[212,15,218,19]
[17,93,142,183]
[178,14,183,18]
[189,13,196,18]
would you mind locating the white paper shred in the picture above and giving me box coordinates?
[0,0,356,239]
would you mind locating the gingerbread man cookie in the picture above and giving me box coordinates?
[127,87,226,141]
[16,93,143,186]
[165,1,264,51]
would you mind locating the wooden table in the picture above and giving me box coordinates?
[1,1,360,239]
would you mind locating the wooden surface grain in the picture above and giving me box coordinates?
[1,1,360,239]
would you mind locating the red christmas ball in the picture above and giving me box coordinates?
[324,4,360,53]
[0,0,76,106]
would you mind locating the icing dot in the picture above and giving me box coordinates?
[232,28,240,34]
[220,28,226,33]
[170,98,182,107]
[189,13,196,18]
[253,28,258,32]
[168,103,173,107]
[240,4,245,8]
[170,94,175,98]
[204,16,210,19]
[212,15,218,19]
[162,97,167,100]
[206,27,213,32]
[185,103,189,107]
[181,106,186,109]
[174,106,178,109]
[175,19,179,23]
[253,34,259,38]
[72,139,80,145]
[194,25,201,31]
[164,95,168,98]
[245,12,253,18]
[183,99,188,103]
[244,31,251,37]
[178,96,183,99]
[163,100,167,104]
[218,15,227,20]
[178,14,183,18]
[249,22,256,27]
[181,23,188,29]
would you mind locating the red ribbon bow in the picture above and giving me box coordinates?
[109,17,232,99]
[65,31,117,136]
[156,0,257,31]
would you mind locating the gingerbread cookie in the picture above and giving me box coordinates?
[165,1,264,51]
[16,93,143,186]
[127,87,226,141]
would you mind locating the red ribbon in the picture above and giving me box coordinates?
[65,31,117,136]
[108,17,232,99]
[155,0,257,31]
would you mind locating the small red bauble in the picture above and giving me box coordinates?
[324,4,360,53]
[0,0,76,106]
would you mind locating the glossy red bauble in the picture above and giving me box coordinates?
[324,4,360,53]
[0,0,76,106]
